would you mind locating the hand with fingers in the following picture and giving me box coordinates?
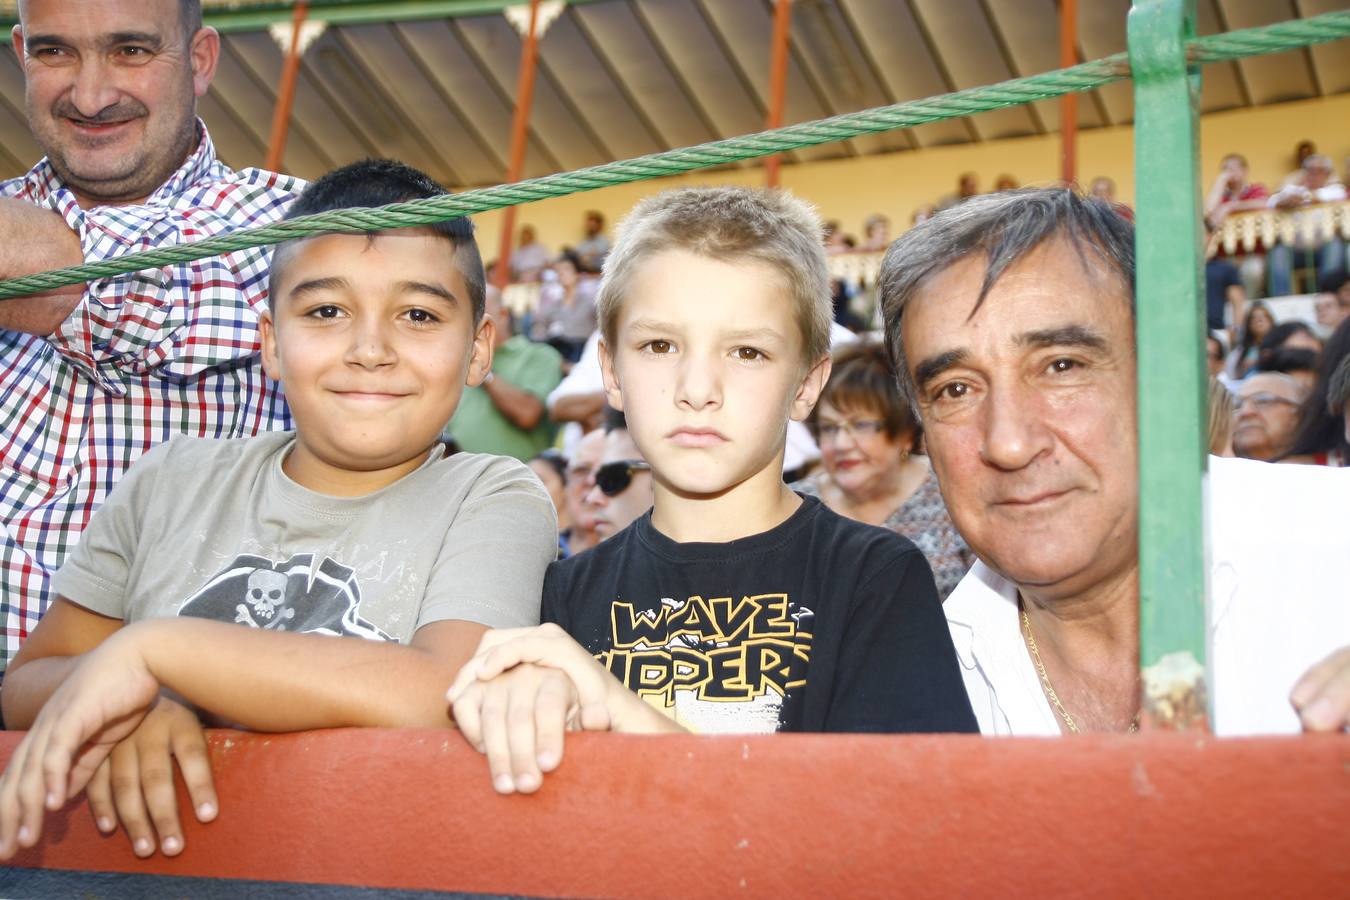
[1291,646,1350,733]
[86,695,218,858]
[0,628,159,860]
[447,623,683,795]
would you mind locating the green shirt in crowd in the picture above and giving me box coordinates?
[448,335,564,462]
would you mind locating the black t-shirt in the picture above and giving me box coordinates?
[542,495,978,734]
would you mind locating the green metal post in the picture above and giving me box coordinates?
[1128,0,1209,730]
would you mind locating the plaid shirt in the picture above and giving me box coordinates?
[0,125,302,679]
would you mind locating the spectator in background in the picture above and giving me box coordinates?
[1205,256,1245,335]
[1281,317,1350,467]
[937,172,979,210]
[585,408,653,543]
[1088,176,1116,202]
[531,251,597,363]
[860,214,891,252]
[1268,155,1347,297]
[1204,154,1270,298]
[447,286,564,462]
[1208,331,1229,380]
[791,342,971,599]
[1232,372,1308,461]
[509,224,551,282]
[1228,301,1275,378]
[1257,320,1322,372]
[1208,377,1235,456]
[1257,346,1319,392]
[993,174,1019,192]
[1281,139,1318,187]
[1313,269,1350,335]
[911,204,937,226]
[528,449,569,531]
[561,428,606,556]
[1329,356,1350,447]
[1205,154,1270,226]
[575,210,611,274]
[1089,176,1133,222]
[547,329,606,456]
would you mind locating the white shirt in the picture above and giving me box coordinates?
[945,456,1350,737]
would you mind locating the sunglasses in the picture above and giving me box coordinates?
[594,460,651,497]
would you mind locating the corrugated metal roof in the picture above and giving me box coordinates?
[0,0,1344,186]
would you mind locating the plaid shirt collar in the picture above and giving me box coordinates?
[18,118,218,207]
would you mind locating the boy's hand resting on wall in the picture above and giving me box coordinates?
[0,627,159,860]
[447,623,682,794]
[85,695,218,858]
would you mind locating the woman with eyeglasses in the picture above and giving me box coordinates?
[792,342,971,599]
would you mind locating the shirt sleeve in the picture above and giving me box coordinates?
[823,547,980,734]
[510,343,565,401]
[417,458,558,631]
[546,331,604,406]
[50,439,175,619]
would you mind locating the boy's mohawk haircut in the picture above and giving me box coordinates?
[597,187,832,364]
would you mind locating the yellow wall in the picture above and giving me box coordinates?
[473,92,1350,261]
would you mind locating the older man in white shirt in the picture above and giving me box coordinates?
[878,188,1350,736]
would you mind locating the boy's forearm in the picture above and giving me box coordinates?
[1,656,83,730]
[130,619,459,731]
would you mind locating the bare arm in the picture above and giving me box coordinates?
[125,616,486,731]
[1,599,123,729]
[0,198,86,335]
[548,390,607,426]
[483,375,546,431]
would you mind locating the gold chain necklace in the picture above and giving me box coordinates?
[1021,608,1139,734]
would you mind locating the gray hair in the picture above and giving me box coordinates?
[597,187,833,365]
[879,187,1135,407]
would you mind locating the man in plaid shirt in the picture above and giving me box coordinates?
[0,0,302,682]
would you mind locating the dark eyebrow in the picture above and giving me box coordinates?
[396,280,458,306]
[287,276,349,298]
[913,349,967,391]
[25,31,165,50]
[1016,325,1110,352]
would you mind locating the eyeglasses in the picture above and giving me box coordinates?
[594,460,652,497]
[815,419,887,442]
[1234,392,1299,412]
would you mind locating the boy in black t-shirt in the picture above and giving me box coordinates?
[448,187,976,794]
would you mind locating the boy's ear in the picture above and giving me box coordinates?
[789,353,832,422]
[598,337,625,412]
[464,316,496,387]
[259,309,281,382]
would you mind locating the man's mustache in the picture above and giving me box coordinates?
[51,99,147,124]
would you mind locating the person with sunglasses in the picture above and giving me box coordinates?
[584,409,654,542]
[448,186,976,795]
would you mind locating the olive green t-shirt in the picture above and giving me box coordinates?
[448,335,564,462]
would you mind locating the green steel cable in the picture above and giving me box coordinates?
[0,10,1345,300]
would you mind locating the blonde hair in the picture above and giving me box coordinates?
[596,187,832,365]
[1208,377,1235,456]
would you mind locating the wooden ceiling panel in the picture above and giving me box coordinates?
[535,10,664,163]
[983,0,1105,132]
[1299,0,1350,95]
[836,0,972,148]
[1078,0,1132,124]
[909,0,1040,141]
[339,24,501,187]
[454,13,609,173]
[570,2,718,152]
[228,32,375,174]
[632,1,771,151]
[1215,0,1318,105]
[789,0,908,155]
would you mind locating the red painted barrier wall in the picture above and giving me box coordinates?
[2,729,1347,898]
